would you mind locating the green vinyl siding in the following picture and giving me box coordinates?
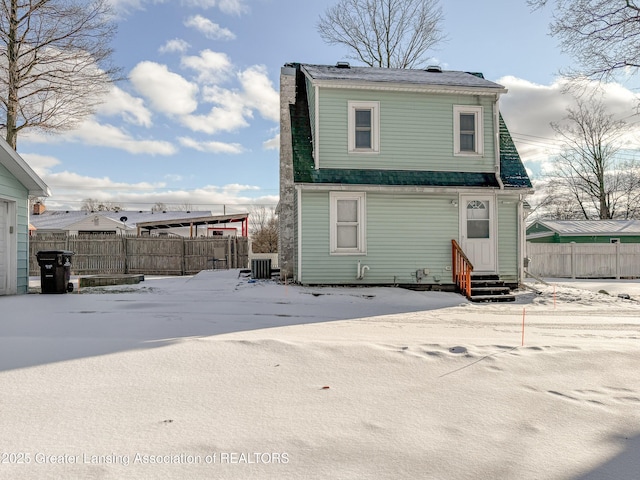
[497,199,519,283]
[16,200,28,293]
[317,88,496,172]
[0,161,30,294]
[298,190,459,285]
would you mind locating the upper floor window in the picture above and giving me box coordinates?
[348,101,380,154]
[453,105,483,156]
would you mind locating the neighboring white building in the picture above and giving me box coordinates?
[30,206,250,238]
[30,207,213,237]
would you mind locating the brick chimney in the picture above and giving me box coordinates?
[33,202,46,215]
[278,64,297,281]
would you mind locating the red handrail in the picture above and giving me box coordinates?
[451,239,474,298]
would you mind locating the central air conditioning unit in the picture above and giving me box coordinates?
[251,259,272,279]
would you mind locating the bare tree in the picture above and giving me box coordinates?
[0,0,120,149]
[529,0,640,82]
[533,179,587,220]
[545,97,638,219]
[250,205,278,253]
[317,0,445,69]
[81,198,122,212]
[151,202,167,213]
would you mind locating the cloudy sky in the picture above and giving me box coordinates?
[19,0,640,212]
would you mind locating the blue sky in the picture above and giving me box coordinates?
[20,0,640,212]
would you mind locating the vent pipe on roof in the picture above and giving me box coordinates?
[426,65,442,73]
[336,61,351,69]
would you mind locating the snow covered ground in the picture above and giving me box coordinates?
[1,271,639,479]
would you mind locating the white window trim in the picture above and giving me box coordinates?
[330,191,367,255]
[453,105,484,156]
[348,101,380,154]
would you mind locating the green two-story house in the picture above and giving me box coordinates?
[279,62,532,291]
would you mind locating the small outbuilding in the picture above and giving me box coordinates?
[0,138,50,295]
[527,220,640,244]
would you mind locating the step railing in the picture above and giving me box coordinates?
[452,239,474,298]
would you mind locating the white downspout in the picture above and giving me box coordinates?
[518,194,525,286]
[494,94,504,190]
[315,85,320,170]
[297,186,302,283]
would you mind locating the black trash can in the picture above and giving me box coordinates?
[36,250,74,294]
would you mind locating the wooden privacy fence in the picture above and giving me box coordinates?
[29,234,249,276]
[526,242,640,279]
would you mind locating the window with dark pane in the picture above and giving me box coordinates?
[459,113,476,152]
[355,109,372,149]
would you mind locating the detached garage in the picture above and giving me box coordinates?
[0,138,49,295]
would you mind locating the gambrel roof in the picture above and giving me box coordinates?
[289,63,532,190]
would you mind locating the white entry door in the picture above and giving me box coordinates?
[460,196,496,273]
[0,201,8,295]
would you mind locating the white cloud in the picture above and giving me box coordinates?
[181,0,248,15]
[263,134,279,151]
[41,180,277,212]
[178,136,245,154]
[21,154,61,178]
[108,0,167,16]
[176,63,279,135]
[71,120,178,155]
[129,61,199,116]
[238,65,279,122]
[181,49,233,84]
[498,76,640,171]
[24,120,177,156]
[97,86,153,127]
[181,85,250,134]
[159,39,191,54]
[185,14,235,40]
[109,0,248,16]
[44,171,166,192]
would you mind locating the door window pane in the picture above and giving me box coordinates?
[467,220,490,239]
[467,200,489,238]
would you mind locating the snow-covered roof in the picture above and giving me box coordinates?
[531,220,640,236]
[300,64,506,93]
[30,210,214,231]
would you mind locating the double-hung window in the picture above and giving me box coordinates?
[330,192,366,254]
[453,105,483,156]
[348,101,379,153]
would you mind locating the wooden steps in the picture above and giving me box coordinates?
[468,275,515,303]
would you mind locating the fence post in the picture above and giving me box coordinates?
[123,236,128,274]
[616,242,620,280]
[182,238,186,276]
[570,242,576,279]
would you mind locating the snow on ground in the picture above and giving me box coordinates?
[1,271,639,479]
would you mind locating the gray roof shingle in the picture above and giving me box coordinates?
[301,64,506,91]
